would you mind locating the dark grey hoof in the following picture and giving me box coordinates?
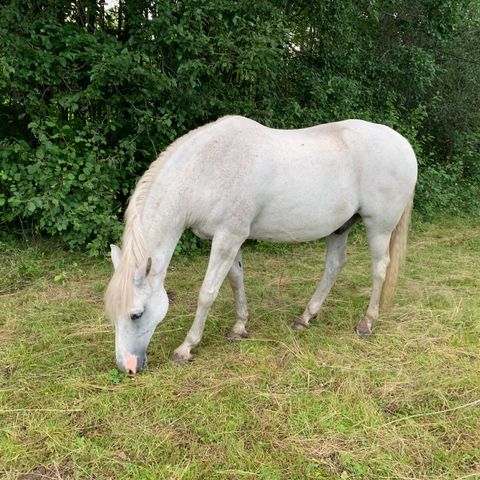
[228,330,249,341]
[291,318,309,330]
[356,326,372,339]
[170,350,193,365]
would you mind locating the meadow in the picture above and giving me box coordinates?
[0,218,479,479]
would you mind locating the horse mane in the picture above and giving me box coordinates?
[104,116,234,319]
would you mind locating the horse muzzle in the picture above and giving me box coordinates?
[117,351,147,375]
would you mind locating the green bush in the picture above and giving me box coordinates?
[1,0,479,254]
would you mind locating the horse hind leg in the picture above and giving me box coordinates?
[292,229,349,330]
[356,226,391,338]
[226,250,249,340]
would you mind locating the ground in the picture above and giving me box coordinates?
[0,218,479,479]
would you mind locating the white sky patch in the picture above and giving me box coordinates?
[105,0,119,11]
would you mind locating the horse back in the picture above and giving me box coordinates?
[177,117,417,241]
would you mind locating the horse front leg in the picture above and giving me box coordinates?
[226,250,249,340]
[171,232,245,365]
[292,231,349,329]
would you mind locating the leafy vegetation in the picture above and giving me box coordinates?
[0,218,479,478]
[1,0,479,253]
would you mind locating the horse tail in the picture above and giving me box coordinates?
[380,193,414,312]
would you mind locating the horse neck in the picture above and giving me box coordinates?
[124,130,204,281]
[138,185,186,282]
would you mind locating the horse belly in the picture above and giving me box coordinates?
[249,193,357,243]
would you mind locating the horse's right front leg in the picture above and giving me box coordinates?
[171,232,245,365]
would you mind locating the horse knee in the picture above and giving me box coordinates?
[198,288,217,308]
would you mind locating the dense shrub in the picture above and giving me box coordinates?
[1,0,478,253]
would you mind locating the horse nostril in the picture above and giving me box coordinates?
[123,352,138,374]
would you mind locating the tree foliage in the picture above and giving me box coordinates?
[1,0,479,253]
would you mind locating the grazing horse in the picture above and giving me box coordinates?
[104,116,417,374]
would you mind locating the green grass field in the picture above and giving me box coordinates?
[1,218,479,479]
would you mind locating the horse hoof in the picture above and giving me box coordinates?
[170,350,193,365]
[291,318,309,330]
[228,329,249,341]
[356,326,372,339]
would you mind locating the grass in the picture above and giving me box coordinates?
[0,218,479,479]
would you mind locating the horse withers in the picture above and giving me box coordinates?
[104,116,417,374]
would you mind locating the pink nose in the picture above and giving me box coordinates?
[123,351,138,375]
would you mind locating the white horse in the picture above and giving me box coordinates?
[105,116,417,374]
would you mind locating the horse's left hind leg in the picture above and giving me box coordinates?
[356,228,391,338]
[292,230,349,330]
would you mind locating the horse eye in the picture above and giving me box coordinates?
[130,312,143,321]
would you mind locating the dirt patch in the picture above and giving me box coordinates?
[18,466,51,480]
[18,463,73,480]
[167,290,176,304]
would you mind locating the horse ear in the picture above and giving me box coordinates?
[110,244,122,271]
[134,257,152,286]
